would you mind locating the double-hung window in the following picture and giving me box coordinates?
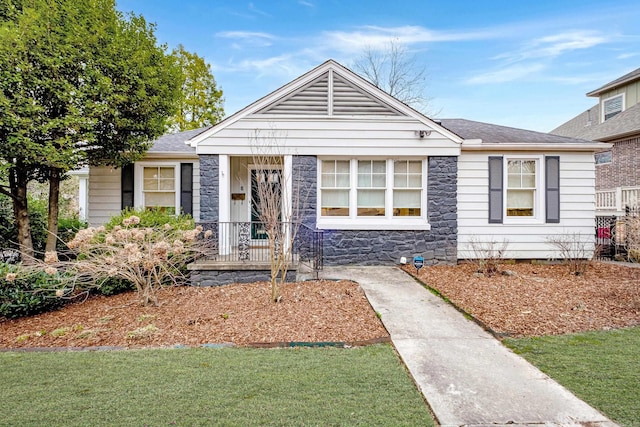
[357,160,386,216]
[135,163,180,214]
[506,159,536,217]
[319,158,428,229]
[393,160,422,216]
[320,160,350,216]
[488,155,560,224]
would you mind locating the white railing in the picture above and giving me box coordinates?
[596,186,640,211]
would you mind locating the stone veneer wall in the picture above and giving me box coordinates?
[192,154,457,286]
[190,269,297,287]
[320,156,458,266]
[199,154,219,221]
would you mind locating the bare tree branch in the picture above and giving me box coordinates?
[352,39,438,115]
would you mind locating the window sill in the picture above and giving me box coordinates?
[317,219,431,231]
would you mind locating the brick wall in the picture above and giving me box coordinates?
[596,136,640,190]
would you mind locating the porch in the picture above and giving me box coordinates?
[596,186,640,215]
[187,221,324,285]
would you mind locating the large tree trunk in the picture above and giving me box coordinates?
[45,167,60,255]
[9,163,35,264]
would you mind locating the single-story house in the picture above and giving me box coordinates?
[87,60,609,283]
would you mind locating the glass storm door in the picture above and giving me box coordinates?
[250,168,282,240]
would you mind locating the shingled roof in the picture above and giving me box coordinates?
[147,126,210,153]
[440,118,596,145]
[586,67,640,97]
[551,103,640,142]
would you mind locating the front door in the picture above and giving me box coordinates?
[250,168,282,240]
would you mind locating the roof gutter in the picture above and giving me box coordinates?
[461,142,612,152]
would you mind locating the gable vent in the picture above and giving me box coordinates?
[332,75,400,116]
[260,73,329,115]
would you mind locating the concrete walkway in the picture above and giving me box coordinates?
[321,266,618,427]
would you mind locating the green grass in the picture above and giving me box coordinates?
[504,326,640,427]
[0,344,434,426]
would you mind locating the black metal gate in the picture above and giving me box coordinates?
[596,206,640,261]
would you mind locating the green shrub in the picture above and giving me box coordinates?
[105,208,194,231]
[0,194,86,260]
[0,263,68,319]
[94,277,134,296]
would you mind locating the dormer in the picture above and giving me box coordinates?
[586,67,640,123]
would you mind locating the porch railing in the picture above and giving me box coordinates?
[196,221,324,270]
[596,186,640,212]
[198,221,294,263]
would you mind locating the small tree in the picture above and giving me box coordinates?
[250,130,305,302]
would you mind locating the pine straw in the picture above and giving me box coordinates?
[405,261,640,337]
[0,280,388,349]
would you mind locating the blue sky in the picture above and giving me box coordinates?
[117,0,640,132]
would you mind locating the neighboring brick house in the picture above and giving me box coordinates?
[552,67,640,213]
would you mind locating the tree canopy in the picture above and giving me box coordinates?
[0,0,181,260]
[168,44,224,132]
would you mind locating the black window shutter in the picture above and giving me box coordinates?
[121,163,134,210]
[545,156,560,223]
[488,156,503,224]
[180,163,193,216]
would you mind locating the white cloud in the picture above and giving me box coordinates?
[298,0,314,7]
[617,52,638,59]
[321,25,497,53]
[495,31,609,62]
[248,2,271,17]
[216,31,276,47]
[465,63,546,85]
[212,54,312,79]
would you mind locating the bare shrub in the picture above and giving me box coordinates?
[547,232,595,276]
[61,214,214,305]
[623,216,640,262]
[465,237,509,277]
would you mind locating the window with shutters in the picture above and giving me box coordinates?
[318,158,428,229]
[135,162,180,214]
[602,94,624,121]
[489,155,558,224]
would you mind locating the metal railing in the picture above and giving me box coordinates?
[198,221,294,263]
[196,221,324,270]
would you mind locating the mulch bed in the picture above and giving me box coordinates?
[405,261,640,337]
[2,261,639,350]
[0,280,388,349]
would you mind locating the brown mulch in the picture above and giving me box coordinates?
[0,280,388,349]
[2,261,640,349]
[405,261,640,338]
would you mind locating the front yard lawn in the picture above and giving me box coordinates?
[0,344,435,426]
[504,326,640,427]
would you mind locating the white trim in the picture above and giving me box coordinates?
[502,155,545,225]
[219,155,231,256]
[461,142,611,152]
[601,93,625,122]
[134,161,181,213]
[188,60,463,146]
[316,157,430,230]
